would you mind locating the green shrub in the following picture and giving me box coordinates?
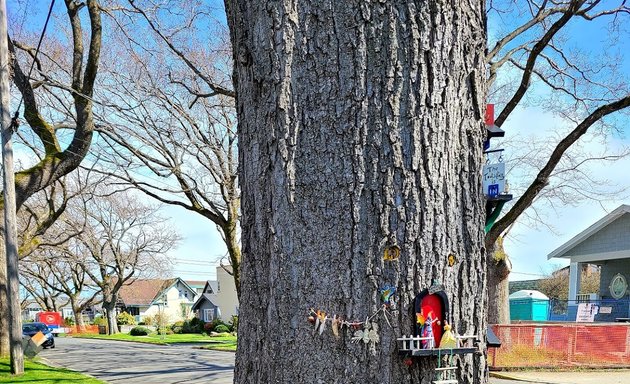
[64,317,75,326]
[171,321,185,330]
[203,322,214,333]
[214,324,230,333]
[189,317,203,328]
[141,315,154,326]
[117,311,136,325]
[129,326,150,336]
[172,326,183,334]
[182,318,203,333]
[230,315,238,332]
[93,317,107,326]
[157,327,174,335]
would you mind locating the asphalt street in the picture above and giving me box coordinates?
[40,337,234,383]
[41,337,614,384]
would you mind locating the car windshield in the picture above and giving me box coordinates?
[23,323,48,332]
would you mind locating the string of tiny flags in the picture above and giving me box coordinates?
[307,286,397,347]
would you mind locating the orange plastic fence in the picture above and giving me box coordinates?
[65,325,100,335]
[489,323,630,369]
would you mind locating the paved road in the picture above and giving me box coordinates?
[44,337,621,384]
[40,337,234,383]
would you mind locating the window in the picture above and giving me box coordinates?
[203,309,214,322]
[126,307,140,316]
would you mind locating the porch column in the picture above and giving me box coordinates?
[568,261,581,303]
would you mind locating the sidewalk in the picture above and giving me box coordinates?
[491,370,630,384]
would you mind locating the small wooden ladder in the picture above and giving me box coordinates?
[433,366,458,384]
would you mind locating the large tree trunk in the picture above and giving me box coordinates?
[101,290,119,335]
[227,1,488,383]
[487,259,511,325]
[69,296,86,332]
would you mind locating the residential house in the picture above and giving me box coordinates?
[118,278,197,323]
[548,204,630,321]
[185,280,208,296]
[191,265,239,322]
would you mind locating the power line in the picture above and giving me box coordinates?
[511,271,547,278]
[13,0,55,116]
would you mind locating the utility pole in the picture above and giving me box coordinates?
[0,0,24,374]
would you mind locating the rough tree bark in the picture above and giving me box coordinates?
[486,237,510,325]
[227,1,488,382]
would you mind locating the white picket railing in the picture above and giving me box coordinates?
[397,335,434,351]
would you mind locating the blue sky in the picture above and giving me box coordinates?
[487,2,630,280]
[7,1,630,282]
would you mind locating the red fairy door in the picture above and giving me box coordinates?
[421,294,443,345]
[415,288,450,348]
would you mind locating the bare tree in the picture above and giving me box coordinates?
[537,264,600,300]
[0,0,102,356]
[92,0,242,293]
[21,247,100,331]
[65,190,179,334]
[483,0,630,324]
[20,268,68,313]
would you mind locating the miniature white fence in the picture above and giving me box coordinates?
[398,334,477,351]
[397,335,434,351]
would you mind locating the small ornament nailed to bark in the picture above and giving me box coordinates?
[379,285,397,307]
[352,321,380,346]
[447,253,457,267]
[383,245,400,261]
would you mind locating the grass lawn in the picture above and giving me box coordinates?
[0,358,104,383]
[202,338,237,352]
[75,332,237,351]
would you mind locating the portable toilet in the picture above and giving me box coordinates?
[509,290,549,321]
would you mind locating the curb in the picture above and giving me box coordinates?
[36,357,103,382]
[489,372,559,384]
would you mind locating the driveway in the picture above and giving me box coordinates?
[40,337,234,383]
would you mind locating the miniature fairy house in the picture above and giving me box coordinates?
[414,287,450,347]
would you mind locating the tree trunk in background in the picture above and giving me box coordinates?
[70,297,86,332]
[487,238,511,325]
[101,289,119,335]
[227,1,488,382]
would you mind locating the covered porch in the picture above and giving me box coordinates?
[548,205,630,322]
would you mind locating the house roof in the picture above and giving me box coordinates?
[547,204,630,261]
[509,290,549,300]
[191,293,217,311]
[118,279,175,306]
[207,280,218,294]
[185,280,207,289]
[118,277,196,306]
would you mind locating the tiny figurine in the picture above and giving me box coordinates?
[439,322,457,349]
[380,285,397,306]
[421,313,437,349]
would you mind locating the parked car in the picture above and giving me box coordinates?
[22,322,55,349]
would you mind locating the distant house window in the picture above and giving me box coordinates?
[203,309,214,322]
[126,307,139,316]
